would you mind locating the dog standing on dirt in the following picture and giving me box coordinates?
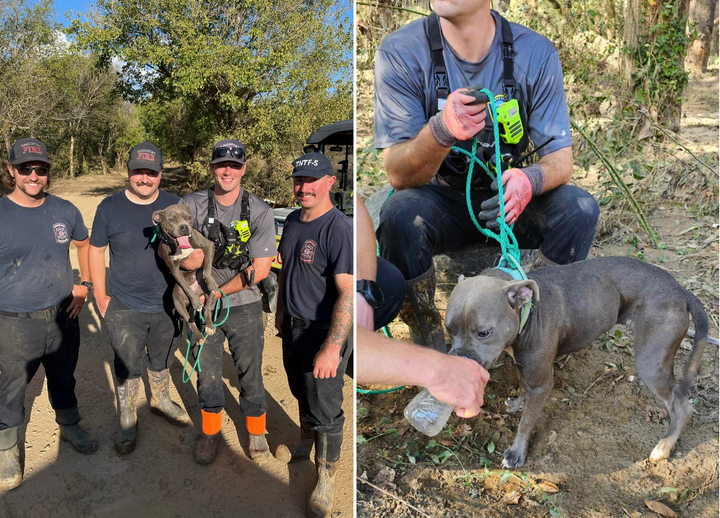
[444,256,709,469]
[152,204,219,344]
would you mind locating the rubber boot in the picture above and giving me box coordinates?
[148,369,192,427]
[275,407,314,464]
[398,267,447,352]
[526,248,557,272]
[114,378,139,455]
[247,414,272,464]
[194,410,222,466]
[0,427,21,490]
[56,405,97,455]
[307,431,343,518]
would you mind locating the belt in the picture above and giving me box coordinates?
[0,295,73,320]
[289,317,331,330]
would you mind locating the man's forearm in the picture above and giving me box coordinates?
[322,287,353,351]
[217,257,272,296]
[357,199,377,282]
[384,124,451,190]
[88,246,108,297]
[357,328,441,386]
[535,146,573,192]
[74,238,91,283]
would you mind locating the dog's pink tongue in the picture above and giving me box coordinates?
[177,236,191,249]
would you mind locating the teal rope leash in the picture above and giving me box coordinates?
[182,290,230,383]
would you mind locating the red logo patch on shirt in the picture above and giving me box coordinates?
[53,223,69,244]
[300,239,317,264]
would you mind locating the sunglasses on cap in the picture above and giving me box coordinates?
[15,165,50,176]
[212,147,245,162]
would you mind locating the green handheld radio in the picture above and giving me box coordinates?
[490,95,524,145]
[230,220,251,243]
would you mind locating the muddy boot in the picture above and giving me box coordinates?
[0,427,21,490]
[398,267,447,352]
[275,407,314,464]
[114,378,139,455]
[307,431,343,518]
[246,414,272,464]
[526,248,557,272]
[194,410,222,466]
[148,369,192,427]
[56,405,97,455]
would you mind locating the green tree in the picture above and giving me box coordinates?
[69,0,353,168]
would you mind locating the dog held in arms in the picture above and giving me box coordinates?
[444,256,709,469]
[152,204,219,344]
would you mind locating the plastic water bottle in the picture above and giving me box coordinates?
[404,388,453,437]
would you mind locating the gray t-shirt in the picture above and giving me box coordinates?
[181,187,277,307]
[0,194,88,312]
[90,189,180,312]
[374,10,571,161]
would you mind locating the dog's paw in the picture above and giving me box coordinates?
[501,447,526,469]
[206,279,219,294]
[505,397,524,414]
[191,298,204,312]
[197,336,206,345]
[205,325,216,337]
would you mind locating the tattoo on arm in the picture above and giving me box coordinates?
[325,287,353,349]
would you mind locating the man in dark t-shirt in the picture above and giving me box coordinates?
[89,142,192,456]
[275,152,353,518]
[0,138,96,490]
[374,3,600,351]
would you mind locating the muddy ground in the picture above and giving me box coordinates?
[356,60,719,518]
[0,172,353,518]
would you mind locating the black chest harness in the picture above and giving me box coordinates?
[426,11,530,191]
[204,188,255,285]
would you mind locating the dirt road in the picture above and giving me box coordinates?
[0,172,353,518]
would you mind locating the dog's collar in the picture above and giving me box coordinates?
[151,223,192,256]
[494,266,532,335]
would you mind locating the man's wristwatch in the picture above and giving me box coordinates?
[356,280,383,309]
[81,281,94,292]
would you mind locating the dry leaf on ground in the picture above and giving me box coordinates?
[644,500,678,518]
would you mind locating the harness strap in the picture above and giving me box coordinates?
[500,16,515,100]
[428,12,449,114]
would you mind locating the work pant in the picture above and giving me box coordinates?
[377,184,600,279]
[282,320,350,434]
[191,301,267,417]
[374,257,406,331]
[103,297,181,379]
[0,303,80,430]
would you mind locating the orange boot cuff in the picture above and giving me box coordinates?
[201,409,222,435]
[246,414,266,435]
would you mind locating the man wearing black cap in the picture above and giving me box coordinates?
[274,152,353,518]
[89,142,193,456]
[180,139,278,466]
[0,138,96,490]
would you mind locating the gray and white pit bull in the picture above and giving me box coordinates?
[445,256,709,469]
[152,204,219,345]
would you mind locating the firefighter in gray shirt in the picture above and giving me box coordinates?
[180,139,278,466]
[374,1,599,351]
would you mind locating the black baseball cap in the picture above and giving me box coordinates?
[10,138,51,166]
[128,142,162,173]
[288,152,334,179]
[211,139,246,165]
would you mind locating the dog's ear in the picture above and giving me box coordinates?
[152,210,164,224]
[504,279,539,309]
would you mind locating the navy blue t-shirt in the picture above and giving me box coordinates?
[0,194,88,312]
[278,207,353,321]
[90,190,180,312]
